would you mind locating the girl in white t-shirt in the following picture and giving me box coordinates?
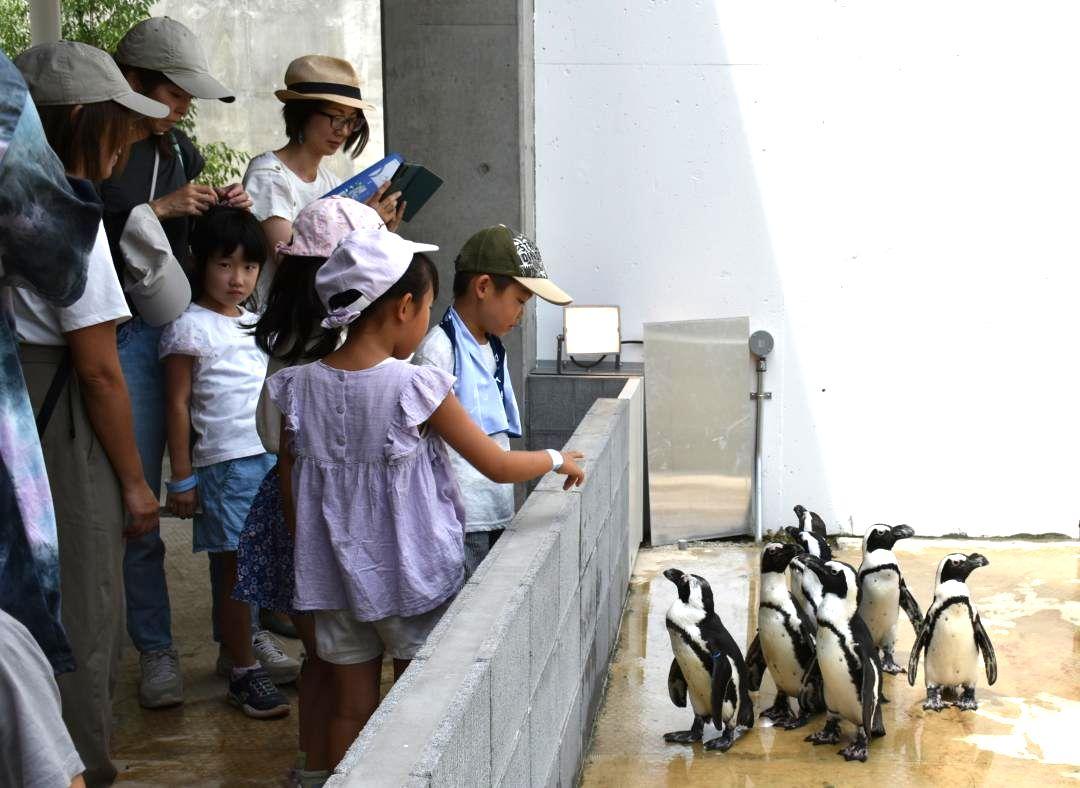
[159,207,285,718]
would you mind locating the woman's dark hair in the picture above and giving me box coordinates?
[282,100,369,159]
[347,253,439,331]
[116,65,181,156]
[255,254,338,363]
[189,207,269,308]
[36,101,135,180]
[452,271,516,298]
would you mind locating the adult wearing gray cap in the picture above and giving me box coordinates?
[100,16,294,714]
[12,39,169,787]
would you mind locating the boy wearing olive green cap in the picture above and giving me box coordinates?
[413,226,572,575]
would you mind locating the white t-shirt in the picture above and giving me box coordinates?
[11,221,130,346]
[413,326,515,533]
[243,151,341,224]
[159,303,269,467]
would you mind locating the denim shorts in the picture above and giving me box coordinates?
[314,600,451,664]
[193,453,277,553]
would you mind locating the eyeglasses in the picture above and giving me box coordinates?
[315,110,361,133]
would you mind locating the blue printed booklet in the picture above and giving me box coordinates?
[323,153,404,202]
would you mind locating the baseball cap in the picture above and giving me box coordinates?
[15,41,169,118]
[115,17,235,103]
[118,205,191,327]
[316,227,438,329]
[456,225,572,305]
[277,197,384,259]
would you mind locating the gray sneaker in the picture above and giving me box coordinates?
[216,631,301,685]
[139,648,184,708]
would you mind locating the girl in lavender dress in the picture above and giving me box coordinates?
[266,225,585,772]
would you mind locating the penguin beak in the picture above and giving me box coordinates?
[663,568,684,585]
[794,505,806,518]
[966,553,989,570]
[890,524,915,541]
[783,525,802,543]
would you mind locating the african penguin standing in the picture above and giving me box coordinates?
[662,568,755,751]
[857,523,923,673]
[908,553,997,711]
[793,504,828,540]
[745,543,823,729]
[801,557,886,762]
[785,525,832,624]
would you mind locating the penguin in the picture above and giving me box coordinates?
[908,553,997,711]
[784,525,832,624]
[745,542,824,729]
[793,504,828,540]
[662,568,755,751]
[801,556,886,762]
[857,523,923,673]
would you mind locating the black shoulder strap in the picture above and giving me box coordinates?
[489,333,506,395]
[438,311,457,377]
[35,349,72,437]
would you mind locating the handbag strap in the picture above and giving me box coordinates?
[35,349,73,437]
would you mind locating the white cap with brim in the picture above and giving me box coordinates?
[119,204,192,326]
[14,41,169,118]
[115,17,235,102]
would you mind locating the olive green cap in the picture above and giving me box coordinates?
[455,225,572,305]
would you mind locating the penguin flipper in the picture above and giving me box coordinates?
[668,658,688,708]
[907,618,929,686]
[745,634,765,691]
[810,511,827,540]
[973,613,998,686]
[898,577,924,632]
[860,649,884,740]
[710,651,734,726]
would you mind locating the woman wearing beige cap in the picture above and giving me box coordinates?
[12,39,169,788]
[244,54,404,297]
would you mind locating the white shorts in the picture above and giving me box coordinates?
[313,601,451,665]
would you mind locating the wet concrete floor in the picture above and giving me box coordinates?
[110,518,394,787]
[581,538,1080,787]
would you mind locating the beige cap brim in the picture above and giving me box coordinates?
[127,257,192,327]
[274,89,375,112]
[514,276,572,306]
[113,89,170,119]
[165,68,235,103]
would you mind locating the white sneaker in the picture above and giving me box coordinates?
[216,631,301,685]
[139,648,184,708]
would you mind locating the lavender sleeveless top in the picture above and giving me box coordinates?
[266,358,465,620]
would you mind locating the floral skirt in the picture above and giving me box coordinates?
[233,465,297,614]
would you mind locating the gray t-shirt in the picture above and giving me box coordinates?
[413,326,515,533]
[0,610,84,788]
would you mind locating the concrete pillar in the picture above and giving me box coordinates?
[380,0,538,442]
[30,0,61,45]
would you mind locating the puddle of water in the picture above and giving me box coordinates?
[581,539,1080,787]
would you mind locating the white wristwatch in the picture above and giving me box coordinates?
[546,448,564,471]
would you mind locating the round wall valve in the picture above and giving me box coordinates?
[749,330,774,358]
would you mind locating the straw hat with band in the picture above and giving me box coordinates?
[275,55,374,112]
[114,17,235,102]
[456,225,573,306]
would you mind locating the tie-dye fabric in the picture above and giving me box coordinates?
[0,54,100,672]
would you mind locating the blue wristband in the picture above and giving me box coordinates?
[167,474,198,493]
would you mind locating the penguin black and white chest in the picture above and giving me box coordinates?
[662,568,754,752]
[857,523,923,673]
[801,557,885,762]
[785,526,832,624]
[745,542,822,728]
[908,553,997,711]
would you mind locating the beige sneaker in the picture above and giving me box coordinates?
[139,648,184,708]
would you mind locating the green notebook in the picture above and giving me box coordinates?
[386,163,443,222]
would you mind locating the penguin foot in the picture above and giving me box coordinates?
[954,688,979,711]
[839,738,870,762]
[704,732,733,752]
[663,730,702,744]
[779,712,812,730]
[759,700,789,722]
[880,653,905,674]
[923,687,947,712]
[805,719,841,745]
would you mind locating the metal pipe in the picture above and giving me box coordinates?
[750,357,771,543]
[30,0,62,46]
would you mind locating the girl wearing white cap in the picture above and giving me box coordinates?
[244,54,405,300]
[12,39,170,787]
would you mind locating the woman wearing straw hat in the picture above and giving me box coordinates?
[13,39,171,787]
[99,15,300,715]
[244,54,404,300]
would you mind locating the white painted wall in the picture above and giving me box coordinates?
[535,1,1080,538]
[152,0,384,180]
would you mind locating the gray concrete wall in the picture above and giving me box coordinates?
[329,388,637,787]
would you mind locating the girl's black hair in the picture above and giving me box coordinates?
[189,206,269,308]
[347,253,439,331]
[254,254,338,363]
[282,100,369,159]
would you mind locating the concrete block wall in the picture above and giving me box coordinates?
[330,385,639,787]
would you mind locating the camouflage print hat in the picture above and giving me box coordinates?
[455,225,572,306]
